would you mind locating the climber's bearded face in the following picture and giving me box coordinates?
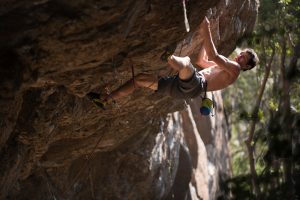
[235,51,251,70]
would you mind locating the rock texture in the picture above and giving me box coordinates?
[0,0,258,199]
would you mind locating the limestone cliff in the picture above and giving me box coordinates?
[0,0,258,199]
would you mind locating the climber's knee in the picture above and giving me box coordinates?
[134,73,158,90]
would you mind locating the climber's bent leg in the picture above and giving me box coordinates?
[109,73,158,101]
[168,55,195,80]
[134,73,158,90]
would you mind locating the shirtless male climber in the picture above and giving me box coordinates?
[87,17,259,109]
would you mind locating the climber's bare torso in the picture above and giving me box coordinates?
[194,45,245,91]
[198,59,240,91]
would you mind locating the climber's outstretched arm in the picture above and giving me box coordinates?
[200,17,239,77]
[195,46,217,68]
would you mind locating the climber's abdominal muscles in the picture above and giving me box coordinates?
[201,65,239,91]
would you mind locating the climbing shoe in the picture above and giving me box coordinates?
[87,92,107,110]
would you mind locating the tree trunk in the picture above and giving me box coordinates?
[280,41,300,200]
[245,47,275,199]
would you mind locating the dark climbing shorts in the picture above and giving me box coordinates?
[157,71,206,99]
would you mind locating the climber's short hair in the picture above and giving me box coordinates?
[244,48,259,71]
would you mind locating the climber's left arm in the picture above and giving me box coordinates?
[201,17,239,78]
[195,47,217,68]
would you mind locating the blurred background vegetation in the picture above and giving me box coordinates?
[221,0,300,199]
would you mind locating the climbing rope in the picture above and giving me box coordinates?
[64,128,106,197]
[128,58,136,88]
[86,155,96,200]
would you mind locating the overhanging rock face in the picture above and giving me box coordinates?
[0,0,258,199]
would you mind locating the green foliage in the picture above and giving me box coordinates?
[220,171,299,200]
[223,0,300,198]
[268,99,278,111]
[222,175,254,200]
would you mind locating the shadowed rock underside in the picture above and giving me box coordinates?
[0,0,258,199]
